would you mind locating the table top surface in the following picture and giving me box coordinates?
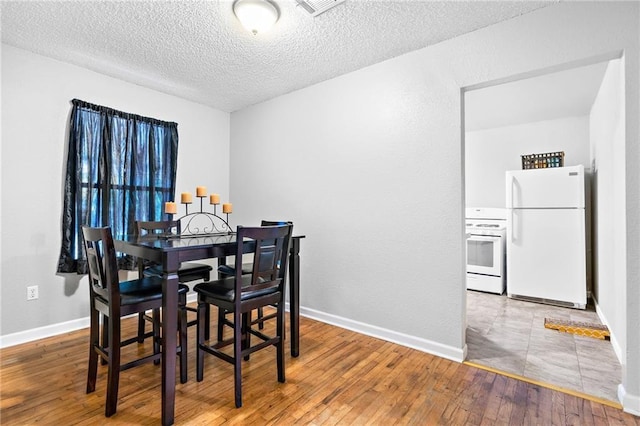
[115,232,305,251]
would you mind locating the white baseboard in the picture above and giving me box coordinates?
[0,295,203,349]
[298,306,465,362]
[1,298,465,364]
[593,298,624,365]
[619,384,640,416]
[0,317,90,349]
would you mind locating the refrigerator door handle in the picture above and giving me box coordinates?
[509,175,517,242]
[509,175,516,209]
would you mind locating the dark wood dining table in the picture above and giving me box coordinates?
[114,232,304,426]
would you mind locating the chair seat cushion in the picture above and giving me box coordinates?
[117,276,189,305]
[194,276,277,303]
[180,262,213,272]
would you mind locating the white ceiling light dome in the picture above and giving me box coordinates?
[233,0,279,35]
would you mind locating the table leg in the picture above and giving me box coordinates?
[289,238,301,357]
[162,261,179,426]
[216,257,229,340]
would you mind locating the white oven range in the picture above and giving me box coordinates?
[466,207,506,294]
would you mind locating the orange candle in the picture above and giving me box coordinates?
[164,201,177,214]
[196,186,207,197]
[209,194,220,205]
[181,192,192,204]
[222,203,233,214]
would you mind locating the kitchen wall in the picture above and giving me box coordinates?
[0,44,230,342]
[465,115,590,208]
[590,58,626,363]
[230,2,639,411]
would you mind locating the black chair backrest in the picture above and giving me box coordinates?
[235,224,293,299]
[261,220,289,226]
[82,226,119,302]
[134,220,182,276]
[135,220,181,237]
[258,220,293,269]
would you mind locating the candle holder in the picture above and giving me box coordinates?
[173,194,233,235]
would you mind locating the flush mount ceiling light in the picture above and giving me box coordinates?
[233,0,279,35]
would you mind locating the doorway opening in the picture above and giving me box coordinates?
[462,55,625,405]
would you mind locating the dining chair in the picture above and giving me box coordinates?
[216,220,292,336]
[135,220,214,342]
[195,224,293,408]
[82,226,189,417]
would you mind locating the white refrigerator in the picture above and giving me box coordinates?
[505,165,588,309]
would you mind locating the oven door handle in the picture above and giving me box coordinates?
[467,234,501,241]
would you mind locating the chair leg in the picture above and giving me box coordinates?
[152,308,161,366]
[105,314,121,417]
[217,308,225,341]
[242,312,250,362]
[101,315,109,366]
[233,310,243,408]
[86,307,99,394]
[179,295,188,384]
[196,272,211,340]
[196,301,206,382]
[205,304,211,341]
[137,312,146,343]
[257,307,264,330]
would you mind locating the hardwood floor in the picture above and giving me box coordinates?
[1,305,639,425]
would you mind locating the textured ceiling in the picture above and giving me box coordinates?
[1,0,554,112]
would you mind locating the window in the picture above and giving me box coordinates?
[57,99,178,273]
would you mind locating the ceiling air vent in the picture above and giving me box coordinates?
[295,0,345,17]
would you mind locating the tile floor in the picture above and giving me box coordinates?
[465,290,621,403]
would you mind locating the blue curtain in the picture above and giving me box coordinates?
[57,99,178,273]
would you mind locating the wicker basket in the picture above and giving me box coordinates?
[521,151,564,169]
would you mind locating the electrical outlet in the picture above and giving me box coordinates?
[27,285,39,300]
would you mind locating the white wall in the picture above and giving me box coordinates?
[229,1,640,409]
[0,45,230,339]
[590,58,626,363]
[466,116,590,208]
